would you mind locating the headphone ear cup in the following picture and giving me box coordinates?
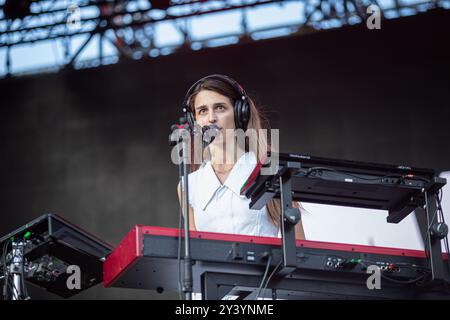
[234,100,243,130]
[184,108,195,127]
[189,111,195,127]
[241,100,250,130]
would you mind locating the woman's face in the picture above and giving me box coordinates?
[193,90,235,130]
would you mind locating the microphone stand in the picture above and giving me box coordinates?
[180,132,193,300]
[170,118,194,300]
[170,121,220,300]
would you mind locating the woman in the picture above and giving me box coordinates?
[177,74,305,240]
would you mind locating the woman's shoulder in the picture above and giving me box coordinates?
[180,162,208,189]
[189,162,208,179]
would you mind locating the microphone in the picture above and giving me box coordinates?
[202,124,222,133]
[202,124,222,146]
[169,123,222,146]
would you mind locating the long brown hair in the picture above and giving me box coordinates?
[185,75,289,227]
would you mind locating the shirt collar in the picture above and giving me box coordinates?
[198,152,257,210]
[198,161,222,211]
[224,152,257,196]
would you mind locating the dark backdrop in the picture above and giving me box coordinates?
[0,8,449,299]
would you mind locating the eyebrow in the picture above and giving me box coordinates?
[195,102,228,110]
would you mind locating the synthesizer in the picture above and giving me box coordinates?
[103,225,450,299]
[242,153,446,224]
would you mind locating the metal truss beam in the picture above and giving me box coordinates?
[0,0,449,77]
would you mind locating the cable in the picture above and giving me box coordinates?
[7,277,20,299]
[2,239,9,273]
[177,161,183,300]
[2,238,32,300]
[300,167,431,184]
[298,249,430,276]
[421,189,449,264]
[21,254,29,300]
[361,258,430,273]
[2,239,10,300]
[436,188,450,272]
[6,280,15,299]
[303,167,398,181]
[7,277,16,297]
[358,261,429,285]
[360,254,430,284]
[297,250,430,281]
[422,191,440,259]
[303,250,430,284]
[261,260,282,300]
[255,253,272,300]
[2,239,28,300]
[388,263,429,271]
[380,272,427,285]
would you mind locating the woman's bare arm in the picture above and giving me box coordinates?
[177,181,197,231]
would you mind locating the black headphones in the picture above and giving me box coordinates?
[182,74,251,131]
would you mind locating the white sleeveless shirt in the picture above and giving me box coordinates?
[182,152,280,237]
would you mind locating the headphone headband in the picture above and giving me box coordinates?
[182,74,247,110]
[182,74,250,131]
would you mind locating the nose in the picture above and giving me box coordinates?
[208,111,217,124]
